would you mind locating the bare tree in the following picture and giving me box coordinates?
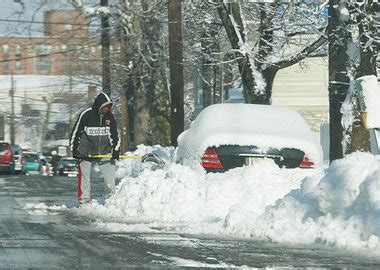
[340,1,379,155]
[215,2,327,104]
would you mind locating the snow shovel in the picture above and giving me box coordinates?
[88,153,166,167]
[88,154,143,159]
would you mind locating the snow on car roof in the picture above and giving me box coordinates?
[176,103,322,167]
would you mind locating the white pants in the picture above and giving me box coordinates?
[78,159,115,204]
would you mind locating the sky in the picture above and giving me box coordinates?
[0,0,98,37]
[0,0,71,36]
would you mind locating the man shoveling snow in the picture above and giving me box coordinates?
[70,92,120,205]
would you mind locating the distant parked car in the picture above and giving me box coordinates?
[175,104,323,173]
[11,144,23,174]
[54,157,78,177]
[0,141,14,174]
[22,152,42,175]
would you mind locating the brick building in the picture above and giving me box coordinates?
[0,10,105,150]
[0,10,100,76]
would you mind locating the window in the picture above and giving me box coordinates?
[60,61,70,73]
[2,61,9,73]
[60,60,81,74]
[64,16,72,30]
[35,44,52,56]
[61,44,67,51]
[15,60,22,73]
[76,45,82,54]
[15,44,21,57]
[67,44,75,55]
[2,44,9,55]
[35,60,52,74]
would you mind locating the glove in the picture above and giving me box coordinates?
[112,150,120,160]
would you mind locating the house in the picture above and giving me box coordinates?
[272,57,329,132]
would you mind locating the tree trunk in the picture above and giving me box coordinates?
[261,68,277,103]
[328,1,351,162]
[216,2,266,104]
[100,0,111,96]
[168,0,184,147]
[201,26,219,107]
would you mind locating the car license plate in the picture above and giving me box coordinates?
[246,157,264,165]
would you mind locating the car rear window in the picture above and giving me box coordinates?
[61,159,77,165]
[0,143,9,153]
[11,145,22,154]
[24,154,39,162]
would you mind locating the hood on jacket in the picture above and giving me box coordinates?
[92,92,113,114]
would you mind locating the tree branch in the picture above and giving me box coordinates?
[273,29,328,71]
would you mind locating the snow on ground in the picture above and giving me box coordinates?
[116,145,175,178]
[78,157,315,236]
[29,145,380,254]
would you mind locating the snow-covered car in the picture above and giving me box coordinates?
[175,103,323,173]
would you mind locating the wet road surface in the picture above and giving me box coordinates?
[1,173,380,269]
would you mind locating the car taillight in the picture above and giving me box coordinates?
[201,148,223,169]
[299,155,314,169]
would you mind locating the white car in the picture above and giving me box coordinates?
[175,103,323,172]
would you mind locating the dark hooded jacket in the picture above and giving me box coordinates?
[70,92,120,160]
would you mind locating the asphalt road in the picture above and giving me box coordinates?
[2,173,380,269]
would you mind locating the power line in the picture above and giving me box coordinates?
[0,38,122,63]
[0,18,101,27]
[0,44,100,63]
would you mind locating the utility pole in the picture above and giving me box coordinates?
[168,0,184,147]
[119,27,129,153]
[328,0,351,162]
[101,0,111,96]
[120,94,128,153]
[9,73,15,145]
[68,75,73,137]
[40,97,51,153]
